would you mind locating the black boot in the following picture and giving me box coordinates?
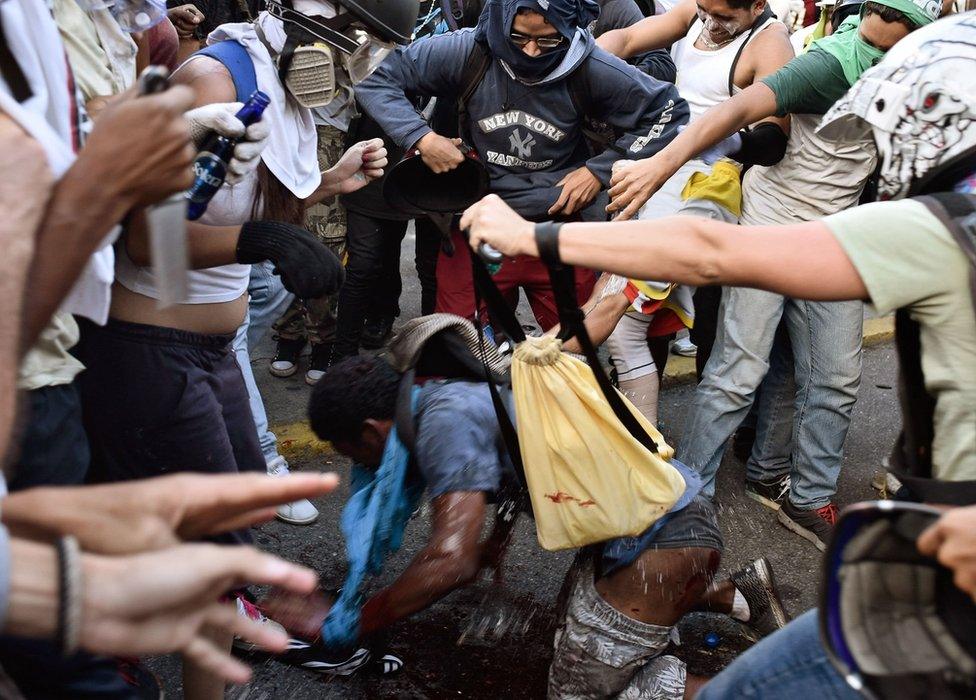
[360,316,395,350]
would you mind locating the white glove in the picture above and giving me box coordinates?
[184,102,271,185]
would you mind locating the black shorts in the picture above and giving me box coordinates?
[75,318,264,543]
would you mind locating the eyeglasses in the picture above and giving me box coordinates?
[509,31,565,49]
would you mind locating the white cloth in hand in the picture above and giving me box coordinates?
[185,102,272,185]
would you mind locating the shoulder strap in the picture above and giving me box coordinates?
[567,61,592,120]
[888,193,976,504]
[194,40,258,102]
[457,39,492,144]
[728,6,775,97]
[547,262,661,453]
[919,192,976,308]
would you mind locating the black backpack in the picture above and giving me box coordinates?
[891,192,976,505]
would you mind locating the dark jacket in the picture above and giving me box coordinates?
[592,0,675,82]
[356,28,688,219]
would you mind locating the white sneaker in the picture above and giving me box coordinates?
[671,336,697,357]
[304,368,326,385]
[267,456,319,525]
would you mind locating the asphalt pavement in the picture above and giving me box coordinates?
[149,229,903,698]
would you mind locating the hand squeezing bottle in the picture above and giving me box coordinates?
[186,90,270,221]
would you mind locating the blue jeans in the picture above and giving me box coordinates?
[677,287,862,509]
[233,261,294,464]
[698,609,859,699]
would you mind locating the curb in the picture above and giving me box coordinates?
[270,316,895,461]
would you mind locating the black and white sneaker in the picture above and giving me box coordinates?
[744,473,791,511]
[729,557,789,637]
[371,653,404,675]
[280,638,372,676]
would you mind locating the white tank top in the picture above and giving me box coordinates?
[673,15,779,122]
[114,174,258,304]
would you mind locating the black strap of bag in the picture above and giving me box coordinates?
[468,248,530,494]
[727,7,774,96]
[887,192,976,505]
[466,232,662,456]
[544,260,662,454]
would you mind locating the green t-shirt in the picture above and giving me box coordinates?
[760,48,850,117]
[824,199,976,483]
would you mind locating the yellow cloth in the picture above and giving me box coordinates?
[680,159,743,218]
[511,336,685,551]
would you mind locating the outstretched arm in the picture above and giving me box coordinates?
[606,81,780,220]
[462,194,868,302]
[597,0,696,58]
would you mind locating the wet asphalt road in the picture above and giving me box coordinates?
[149,230,902,698]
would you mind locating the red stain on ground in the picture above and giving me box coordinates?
[578,500,596,507]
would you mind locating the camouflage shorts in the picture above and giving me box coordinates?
[548,558,685,700]
[305,123,348,247]
[275,123,348,344]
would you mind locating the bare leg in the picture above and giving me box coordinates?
[685,673,710,698]
[695,578,736,615]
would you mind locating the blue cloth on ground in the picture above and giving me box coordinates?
[321,388,425,649]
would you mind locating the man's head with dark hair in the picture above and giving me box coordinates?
[862,0,916,29]
[694,0,768,45]
[308,356,400,467]
[858,0,931,52]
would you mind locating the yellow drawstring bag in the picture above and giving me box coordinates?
[511,335,686,551]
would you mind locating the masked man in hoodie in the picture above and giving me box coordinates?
[355,0,689,332]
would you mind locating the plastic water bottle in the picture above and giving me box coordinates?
[186,91,270,221]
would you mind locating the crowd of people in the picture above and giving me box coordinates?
[0,0,974,696]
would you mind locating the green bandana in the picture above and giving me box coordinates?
[811,16,884,86]
[811,0,938,85]
[870,0,939,29]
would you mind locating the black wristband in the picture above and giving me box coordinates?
[534,221,562,266]
[57,536,81,657]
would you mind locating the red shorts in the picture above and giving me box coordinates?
[435,230,595,332]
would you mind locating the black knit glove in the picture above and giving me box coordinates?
[236,220,344,299]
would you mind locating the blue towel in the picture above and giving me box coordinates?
[322,388,425,649]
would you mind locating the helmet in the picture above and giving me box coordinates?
[830,0,863,30]
[383,147,490,215]
[268,0,418,46]
[817,12,976,200]
[820,501,976,699]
